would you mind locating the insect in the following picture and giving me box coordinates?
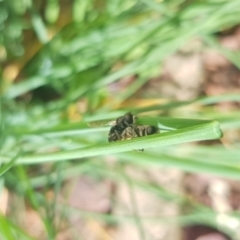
[108,112,137,142]
[120,125,159,151]
[108,112,159,143]
[121,125,159,140]
[88,112,159,148]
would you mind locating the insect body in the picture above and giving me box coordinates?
[88,112,159,146]
[108,113,159,144]
[134,125,159,137]
[121,125,159,140]
[121,125,159,151]
[108,112,137,142]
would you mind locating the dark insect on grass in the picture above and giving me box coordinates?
[108,113,159,150]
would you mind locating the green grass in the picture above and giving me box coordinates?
[1,0,240,239]
[1,117,222,164]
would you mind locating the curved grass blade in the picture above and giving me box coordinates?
[0,120,222,165]
[119,151,240,180]
[134,94,240,113]
[0,151,20,176]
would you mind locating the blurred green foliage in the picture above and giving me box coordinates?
[1,0,240,239]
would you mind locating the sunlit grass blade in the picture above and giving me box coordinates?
[0,151,20,176]
[0,214,35,240]
[136,116,212,129]
[30,7,49,43]
[135,94,240,113]
[161,145,240,166]
[119,150,240,180]
[203,35,240,69]
[200,111,240,130]
[1,119,222,165]
[3,76,48,99]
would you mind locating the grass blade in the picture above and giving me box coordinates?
[1,119,222,164]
